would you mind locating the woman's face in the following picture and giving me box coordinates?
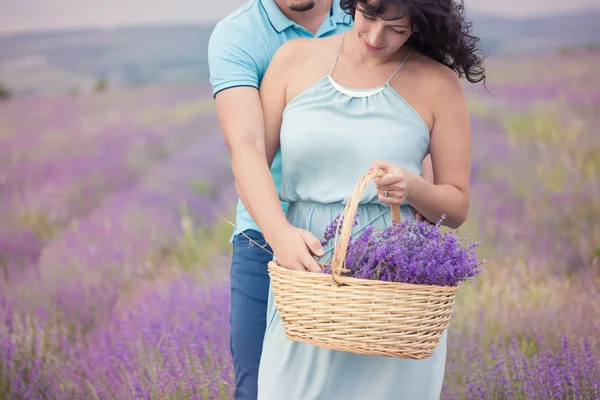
[353,5,413,58]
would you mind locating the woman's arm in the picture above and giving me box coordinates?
[405,70,471,228]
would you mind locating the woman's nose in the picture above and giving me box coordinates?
[368,24,385,47]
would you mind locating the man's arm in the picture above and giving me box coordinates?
[254,42,325,271]
[208,27,323,271]
[215,87,289,237]
[208,23,289,237]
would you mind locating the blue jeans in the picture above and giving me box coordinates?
[230,230,272,400]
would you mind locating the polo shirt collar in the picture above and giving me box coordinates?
[330,0,349,24]
[260,0,349,33]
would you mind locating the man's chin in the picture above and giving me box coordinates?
[287,0,316,12]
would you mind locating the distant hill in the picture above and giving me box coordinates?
[470,10,600,55]
[0,9,598,97]
[0,24,216,96]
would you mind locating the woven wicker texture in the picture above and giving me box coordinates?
[267,169,458,359]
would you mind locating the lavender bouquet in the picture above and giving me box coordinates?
[320,213,484,287]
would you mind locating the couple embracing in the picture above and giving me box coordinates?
[208,0,485,398]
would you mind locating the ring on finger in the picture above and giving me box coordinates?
[384,190,389,197]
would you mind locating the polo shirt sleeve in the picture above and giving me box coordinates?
[207,21,260,97]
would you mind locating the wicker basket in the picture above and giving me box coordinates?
[267,169,458,360]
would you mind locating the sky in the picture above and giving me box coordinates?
[1,0,600,34]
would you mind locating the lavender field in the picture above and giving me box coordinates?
[1,49,599,399]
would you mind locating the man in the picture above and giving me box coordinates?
[207,1,434,397]
[207,1,353,398]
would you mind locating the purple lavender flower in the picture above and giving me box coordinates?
[0,274,234,399]
[449,335,600,399]
[321,214,484,286]
[320,213,359,247]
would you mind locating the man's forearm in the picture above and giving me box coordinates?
[231,142,288,242]
[214,86,288,243]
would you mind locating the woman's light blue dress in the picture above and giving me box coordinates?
[257,34,447,400]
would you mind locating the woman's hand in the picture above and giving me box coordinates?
[370,160,434,224]
[370,160,416,206]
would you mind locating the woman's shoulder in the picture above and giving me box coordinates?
[267,35,342,87]
[395,50,463,104]
[409,51,463,93]
[273,35,342,65]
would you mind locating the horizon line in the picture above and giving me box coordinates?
[1,5,599,37]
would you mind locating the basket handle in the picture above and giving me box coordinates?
[329,169,402,286]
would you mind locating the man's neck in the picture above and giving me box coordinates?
[274,0,333,35]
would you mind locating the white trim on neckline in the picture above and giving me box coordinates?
[328,76,386,97]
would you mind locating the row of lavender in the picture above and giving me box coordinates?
[0,86,219,279]
[2,52,600,398]
[1,275,233,399]
[441,52,600,398]
[0,86,239,398]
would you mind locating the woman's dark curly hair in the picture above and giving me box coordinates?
[340,0,487,85]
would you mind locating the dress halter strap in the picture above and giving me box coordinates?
[329,33,345,76]
[385,48,413,85]
[329,33,413,83]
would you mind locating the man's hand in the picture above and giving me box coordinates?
[267,225,324,272]
[415,154,434,224]
[415,210,432,224]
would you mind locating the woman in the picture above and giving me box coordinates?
[245,0,485,398]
